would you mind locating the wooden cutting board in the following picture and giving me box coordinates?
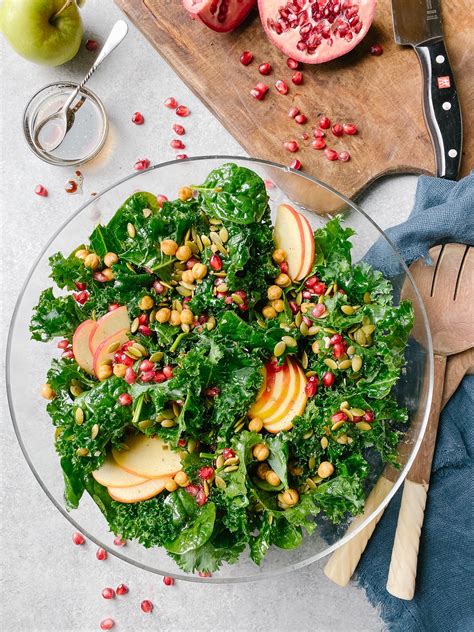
[114,0,473,200]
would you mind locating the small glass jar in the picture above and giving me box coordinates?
[23,81,108,166]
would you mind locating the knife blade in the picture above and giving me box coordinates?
[391,0,462,180]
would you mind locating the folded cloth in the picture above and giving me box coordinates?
[355,172,474,632]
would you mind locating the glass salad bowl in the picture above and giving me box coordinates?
[6,156,433,583]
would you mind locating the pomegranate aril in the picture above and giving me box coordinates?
[138,324,152,336]
[295,113,307,124]
[72,532,85,545]
[176,105,190,117]
[199,571,212,578]
[275,79,289,94]
[312,138,326,150]
[313,128,326,138]
[313,282,326,295]
[370,43,383,56]
[199,466,214,480]
[343,122,358,135]
[164,97,178,108]
[222,447,235,460]
[339,151,351,162]
[116,583,129,595]
[114,535,127,547]
[331,123,344,137]
[163,365,174,379]
[210,254,223,271]
[331,411,348,423]
[364,411,375,422]
[258,62,272,75]
[319,116,331,129]
[86,39,98,51]
[324,148,339,161]
[102,587,115,600]
[156,194,168,207]
[118,393,133,406]
[75,281,87,291]
[279,261,289,274]
[333,342,346,358]
[196,488,207,506]
[163,576,174,586]
[330,334,343,345]
[100,619,115,631]
[132,111,144,125]
[170,139,185,149]
[286,57,299,69]
[173,123,185,135]
[134,159,150,171]
[139,360,154,372]
[312,304,326,318]
[240,50,253,65]
[141,599,153,613]
[176,154,188,160]
[250,82,269,100]
[305,380,318,397]
[292,71,303,85]
[57,339,69,349]
[96,547,107,561]
[290,159,302,170]
[35,184,48,197]
[322,371,335,387]
[288,106,300,118]
[284,140,299,152]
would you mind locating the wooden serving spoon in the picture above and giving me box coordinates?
[386,244,473,600]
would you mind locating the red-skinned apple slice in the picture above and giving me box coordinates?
[262,358,301,425]
[298,212,315,281]
[249,364,281,417]
[108,477,171,503]
[92,328,129,375]
[89,305,130,354]
[72,320,96,374]
[264,363,308,433]
[249,362,290,419]
[112,435,183,479]
[92,454,148,488]
[273,204,315,281]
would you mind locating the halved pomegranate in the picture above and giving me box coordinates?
[258,0,376,64]
[183,0,257,33]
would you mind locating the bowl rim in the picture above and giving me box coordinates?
[5,155,434,583]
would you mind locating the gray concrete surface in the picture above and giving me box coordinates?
[0,1,419,630]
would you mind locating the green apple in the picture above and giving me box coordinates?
[0,0,84,66]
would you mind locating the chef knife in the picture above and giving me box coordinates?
[391,0,462,179]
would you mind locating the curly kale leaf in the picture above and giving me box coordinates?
[30,288,83,341]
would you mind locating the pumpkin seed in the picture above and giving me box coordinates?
[172,300,183,312]
[224,456,239,466]
[234,420,245,433]
[216,454,225,469]
[215,475,226,489]
[201,235,211,247]
[157,409,174,421]
[347,345,356,356]
[213,271,227,278]
[324,358,338,370]
[217,283,228,293]
[181,323,190,334]
[209,217,222,225]
[363,291,372,304]
[311,341,320,354]
[134,343,147,355]
[173,403,181,417]
[351,408,366,417]
[303,430,314,440]
[187,439,197,453]
[91,424,100,440]
[308,325,321,336]
[107,340,121,354]
[354,329,367,346]
[338,359,352,370]
[340,401,350,410]
[331,420,346,431]
[362,315,370,326]
[138,419,155,430]
[320,437,329,449]
[296,291,303,306]
[306,478,317,490]
[294,312,302,327]
[76,447,89,457]
[308,456,316,470]
[257,318,266,329]
[75,408,84,425]
[306,371,317,378]
[149,309,157,324]
[70,385,83,398]
[215,242,228,256]
[336,434,349,445]
[125,262,136,274]
[127,222,136,238]
[194,232,204,252]
[231,292,244,305]
[143,207,152,218]
[126,347,142,360]
[54,428,63,440]
[203,480,210,496]
[209,231,222,245]
[274,341,286,357]
[161,419,176,428]
[341,305,354,315]
[344,409,354,421]
[318,296,325,305]
[131,317,139,333]
[324,283,334,296]
[206,316,216,331]
[362,324,375,335]
[149,351,164,363]
[180,281,196,291]
[356,421,372,431]
[299,323,309,336]
[282,335,297,347]
[323,327,337,335]
[353,305,361,311]
[312,476,323,485]
[224,465,239,473]
[301,351,309,369]
[219,227,229,243]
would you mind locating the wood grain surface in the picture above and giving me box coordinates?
[114,0,473,200]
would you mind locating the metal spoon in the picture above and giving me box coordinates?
[34,20,128,153]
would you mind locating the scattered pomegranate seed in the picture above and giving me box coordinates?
[250,82,269,100]
[286,57,299,69]
[370,43,383,56]
[72,532,85,546]
[324,148,339,161]
[240,50,253,65]
[170,139,185,149]
[210,254,223,271]
[176,154,188,160]
[284,140,299,152]
[75,281,87,291]
[163,576,174,586]
[199,466,214,480]
[198,571,212,577]
[102,587,115,600]
[223,447,236,460]
[288,300,300,314]
[305,276,318,288]
[333,342,346,358]
[343,123,358,135]
[312,304,326,318]
[57,339,69,349]
[116,583,129,595]
[364,411,375,422]
[176,105,190,117]
[288,106,300,118]
[322,372,335,388]
[113,535,127,547]
[140,359,155,373]
[108,302,119,311]
[313,282,326,295]
[331,411,348,423]
[163,365,174,379]
[258,62,272,75]
[329,334,343,345]
[332,123,344,137]
[292,71,303,85]
[313,129,326,139]
[312,138,326,150]
[302,315,312,326]
[132,111,144,125]
[305,380,318,397]
[178,438,187,447]
[279,261,289,274]
[134,159,150,171]
[295,113,307,124]
[96,547,107,561]
[275,79,289,94]
[196,488,207,506]
[100,619,115,631]
[35,184,48,197]
[205,386,220,397]
[141,600,153,613]
[138,324,152,336]
[73,290,89,304]
[319,116,331,129]
[138,314,149,326]
[301,132,310,141]
[86,39,98,52]
[118,393,133,406]
[290,159,302,170]
[264,179,275,189]
[339,151,351,162]
[173,123,185,135]
[164,97,178,109]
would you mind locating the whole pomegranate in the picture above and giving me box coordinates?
[183,0,257,32]
[258,0,377,64]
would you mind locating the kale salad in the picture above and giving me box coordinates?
[32,163,414,574]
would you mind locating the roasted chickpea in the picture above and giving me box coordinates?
[317,461,335,479]
[156,307,171,324]
[103,252,119,267]
[174,471,190,487]
[102,267,115,282]
[180,309,194,325]
[170,310,182,326]
[84,253,100,270]
[161,239,178,256]
[165,480,178,492]
[175,245,192,262]
[256,462,271,480]
[192,262,207,280]
[75,248,89,260]
[272,299,285,313]
[253,443,270,462]
[267,285,283,301]
[279,488,299,507]
[272,248,287,264]
[275,273,291,287]
[139,295,154,310]
[181,270,195,285]
[288,462,303,476]
[262,305,277,320]
[97,364,113,381]
[265,470,281,487]
[248,417,263,432]
[113,364,127,378]
[178,186,193,201]
[41,383,56,400]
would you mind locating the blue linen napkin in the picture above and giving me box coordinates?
[356,172,474,632]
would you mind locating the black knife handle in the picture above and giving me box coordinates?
[414,38,462,180]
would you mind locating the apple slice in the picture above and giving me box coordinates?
[262,359,301,425]
[264,363,308,434]
[298,212,315,281]
[248,364,286,418]
[72,320,96,374]
[112,435,183,479]
[273,204,315,281]
[108,477,171,503]
[92,328,129,376]
[92,453,148,488]
[89,306,130,355]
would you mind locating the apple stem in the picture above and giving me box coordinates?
[51,0,75,21]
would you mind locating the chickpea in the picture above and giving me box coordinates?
[317,461,335,479]
[139,295,154,310]
[161,239,178,256]
[174,471,190,487]
[262,305,277,320]
[181,270,195,285]
[165,479,178,492]
[275,273,291,287]
[288,462,303,476]
[265,470,281,487]
[155,307,171,324]
[180,309,194,325]
[102,267,115,282]
[41,383,56,400]
[256,462,271,480]
[97,364,113,381]
[178,186,193,201]
[113,364,127,378]
[272,248,287,264]
[248,417,263,432]
[267,285,283,301]
[175,245,192,262]
[170,310,182,326]
[253,443,270,462]
[75,248,90,260]
[84,253,100,270]
[192,262,207,280]
[103,252,119,267]
[279,488,299,507]
[272,299,285,313]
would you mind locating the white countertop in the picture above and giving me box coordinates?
[0,1,419,630]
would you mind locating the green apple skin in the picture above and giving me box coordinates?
[0,0,84,66]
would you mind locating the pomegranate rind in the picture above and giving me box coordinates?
[183,0,257,33]
[258,0,377,64]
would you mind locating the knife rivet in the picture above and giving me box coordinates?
[435,55,445,64]
[442,102,452,111]
[448,149,458,158]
